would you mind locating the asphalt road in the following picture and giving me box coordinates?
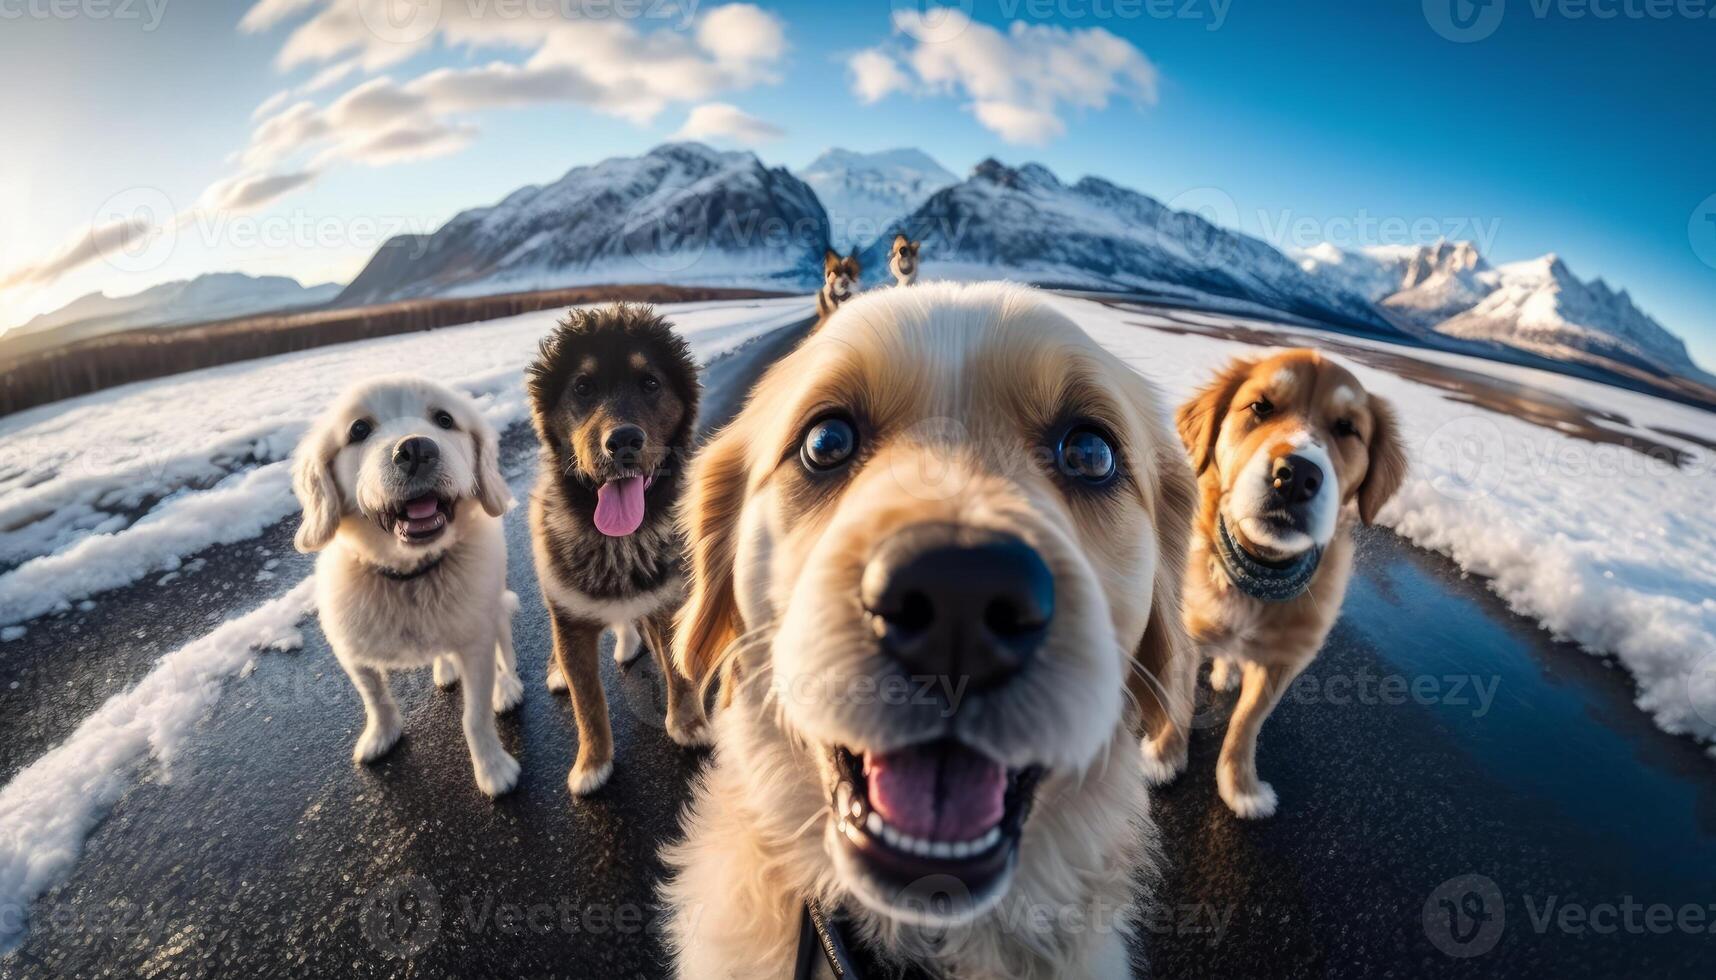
[3,311,1714,979]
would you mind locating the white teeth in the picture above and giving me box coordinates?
[854,805,1005,860]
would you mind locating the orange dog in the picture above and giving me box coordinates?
[1141,350,1405,818]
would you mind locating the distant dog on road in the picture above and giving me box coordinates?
[889,234,921,286]
[293,376,522,797]
[526,304,711,796]
[1145,350,1406,818]
[815,248,861,326]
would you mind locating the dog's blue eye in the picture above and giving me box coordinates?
[1058,425,1116,485]
[349,419,372,444]
[801,417,857,471]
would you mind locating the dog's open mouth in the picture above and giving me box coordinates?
[386,493,453,544]
[593,474,654,537]
[832,741,1043,914]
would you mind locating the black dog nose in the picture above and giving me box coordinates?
[392,436,439,477]
[1270,454,1324,504]
[605,424,646,457]
[861,526,1054,691]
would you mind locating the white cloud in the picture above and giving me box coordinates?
[673,102,783,146]
[1,218,155,290]
[849,6,1159,145]
[201,171,319,213]
[971,100,1065,144]
[848,49,911,105]
[0,3,790,293]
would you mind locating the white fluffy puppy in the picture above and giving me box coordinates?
[293,375,523,797]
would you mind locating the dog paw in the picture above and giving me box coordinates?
[353,719,403,764]
[612,624,646,667]
[1218,772,1278,819]
[1140,735,1187,787]
[667,714,714,749]
[432,656,460,690]
[472,749,521,797]
[493,671,524,714]
[567,758,614,796]
[545,662,568,694]
[1208,659,1240,692]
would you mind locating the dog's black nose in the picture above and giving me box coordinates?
[861,526,1054,691]
[392,436,439,477]
[604,424,646,457]
[1270,453,1324,504]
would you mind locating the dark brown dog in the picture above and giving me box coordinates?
[815,248,861,326]
[525,304,711,795]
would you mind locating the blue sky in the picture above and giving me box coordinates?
[2,0,1713,366]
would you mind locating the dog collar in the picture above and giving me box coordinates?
[366,552,446,582]
[795,899,936,980]
[1215,514,1321,603]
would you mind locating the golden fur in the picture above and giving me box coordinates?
[1144,350,1406,818]
[661,282,1196,979]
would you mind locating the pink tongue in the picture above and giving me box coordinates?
[864,744,1006,842]
[593,477,648,537]
[404,495,439,520]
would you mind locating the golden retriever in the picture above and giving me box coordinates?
[292,376,522,797]
[660,282,1196,979]
[1141,350,1406,818]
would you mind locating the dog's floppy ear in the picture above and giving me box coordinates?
[292,428,341,553]
[1357,393,1406,525]
[892,233,908,253]
[472,414,512,518]
[1175,358,1254,476]
[824,249,839,274]
[1133,432,1199,730]
[674,420,751,688]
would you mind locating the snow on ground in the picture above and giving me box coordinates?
[0,577,316,953]
[1045,295,1716,754]
[0,297,811,627]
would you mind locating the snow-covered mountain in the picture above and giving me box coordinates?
[3,273,339,356]
[857,159,1398,335]
[338,143,830,305]
[1299,242,1707,380]
[796,148,958,252]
